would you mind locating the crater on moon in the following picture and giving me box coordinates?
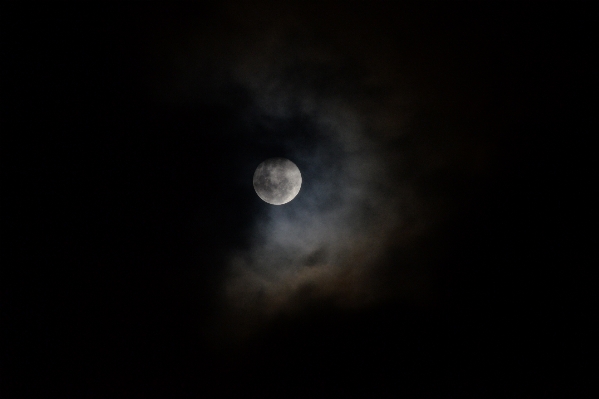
[253,158,302,205]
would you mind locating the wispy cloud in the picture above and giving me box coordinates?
[155,3,493,337]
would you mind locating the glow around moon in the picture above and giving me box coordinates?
[253,158,302,205]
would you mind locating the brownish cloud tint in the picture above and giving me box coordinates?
[151,2,494,338]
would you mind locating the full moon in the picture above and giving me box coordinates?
[253,158,302,205]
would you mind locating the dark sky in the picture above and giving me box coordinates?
[4,2,592,398]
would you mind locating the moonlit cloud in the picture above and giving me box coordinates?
[154,3,491,336]
[218,21,426,332]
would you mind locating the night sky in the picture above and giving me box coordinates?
[4,2,592,398]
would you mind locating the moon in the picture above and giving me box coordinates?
[253,158,302,205]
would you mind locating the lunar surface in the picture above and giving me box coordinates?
[253,158,302,205]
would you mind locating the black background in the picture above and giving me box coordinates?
[4,2,593,398]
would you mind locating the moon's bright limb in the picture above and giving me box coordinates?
[253,158,302,205]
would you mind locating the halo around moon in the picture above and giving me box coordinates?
[253,158,302,205]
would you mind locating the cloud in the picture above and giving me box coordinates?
[151,3,494,338]
[213,15,428,335]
